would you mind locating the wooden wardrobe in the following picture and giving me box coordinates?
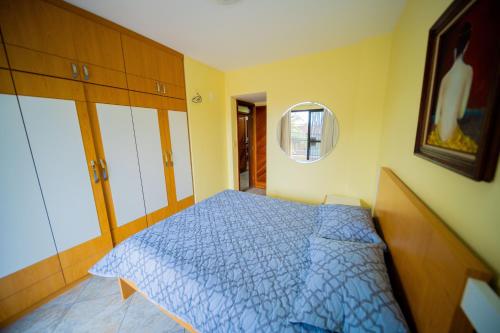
[0,0,194,325]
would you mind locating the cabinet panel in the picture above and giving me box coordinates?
[0,0,77,60]
[121,34,158,80]
[171,55,185,87]
[0,43,8,69]
[79,63,127,89]
[0,267,65,324]
[131,107,168,214]
[167,84,186,100]
[0,69,14,94]
[0,255,61,301]
[126,73,162,96]
[96,103,146,227]
[72,16,125,72]
[158,49,174,84]
[169,97,188,112]
[6,45,79,81]
[129,90,168,109]
[168,111,194,201]
[18,96,102,252]
[158,109,178,210]
[12,71,85,101]
[0,94,58,278]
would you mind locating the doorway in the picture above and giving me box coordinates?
[237,110,250,190]
[236,97,266,195]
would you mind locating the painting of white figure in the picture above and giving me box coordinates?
[427,22,478,154]
[423,0,500,157]
[416,0,500,181]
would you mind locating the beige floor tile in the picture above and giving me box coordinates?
[118,294,184,333]
[52,294,130,333]
[2,303,71,333]
[2,277,186,333]
[77,276,121,302]
[46,278,90,306]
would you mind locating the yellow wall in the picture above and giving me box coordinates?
[225,34,393,205]
[185,0,499,287]
[378,0,500,288]
[184,57,228,201]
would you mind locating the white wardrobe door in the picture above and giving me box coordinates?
[96,103,145,227]
[131,107,168,214]
[168,111,193,200]
[18,96,101,252]
[0,94,58,277]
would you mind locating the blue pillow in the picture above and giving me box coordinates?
[290,237,408,332]
[316,204,385,246]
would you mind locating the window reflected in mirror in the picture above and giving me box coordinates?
[278,102,338,163]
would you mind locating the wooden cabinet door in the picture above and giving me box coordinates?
[0,0,79,80]
[12,72,112,284]
[158,49,174,85]
[0,0,126,87]
[171,54,185,87]
[164,54,185,99]
[0,94,58,278]
[0,70,65,324]
[85,85,148,244]
[72,15,127,88]
[0,72,59,278]
[122,34,159,80]
[126,73,163,96]
[0,0,77,59]
[123,34,176,96]
[0,41,8,69]
[167,108,194,206]
[129,92,176,225]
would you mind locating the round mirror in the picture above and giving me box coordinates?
[277,102,339,163]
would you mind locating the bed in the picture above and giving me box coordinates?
[90,168,492,333]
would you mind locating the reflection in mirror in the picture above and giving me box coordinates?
[278,102,338,163]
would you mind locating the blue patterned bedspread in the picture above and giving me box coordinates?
[91,190,324,333]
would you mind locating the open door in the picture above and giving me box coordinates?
[236,97,266,194]
[236,100,253,191]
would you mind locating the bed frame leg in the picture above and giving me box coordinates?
[118,278,136,300]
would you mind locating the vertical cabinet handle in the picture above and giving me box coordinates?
[155,81,161,93]
[90,160,99,183]
[169,151,174,167]
[162,83,166,94]
[71,63,79,79]
[99,159,108,181]
[82,64,89,81]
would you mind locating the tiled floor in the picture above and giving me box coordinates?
[245,187,266,196]
[2,277,185,333]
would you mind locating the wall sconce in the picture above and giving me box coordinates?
[192,92,202,104]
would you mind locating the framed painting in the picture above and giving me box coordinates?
[415,0,500,181]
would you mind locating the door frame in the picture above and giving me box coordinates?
[253,104,266,189]
[236,99,255,191]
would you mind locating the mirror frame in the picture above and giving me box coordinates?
[277,101,339,164]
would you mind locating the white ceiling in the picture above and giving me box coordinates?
[65,0,406,71]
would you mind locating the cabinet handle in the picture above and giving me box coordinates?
[90,160,99,183]
[99,159,108,181]
[82,64,89,81]
[162,83,166,94]
[155,81,161,93]
[71,63,79,79]
[169,151,174,167]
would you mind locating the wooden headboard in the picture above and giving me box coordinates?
[374,168,492,333]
